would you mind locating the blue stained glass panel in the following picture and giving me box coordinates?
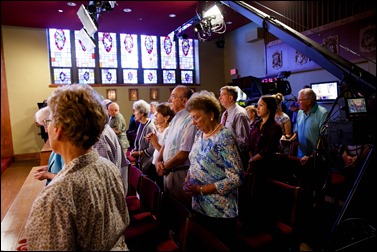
[101,69,117,84]
[181,70,193,84]
[143,70,157,84]
[163,70,176,84]
[78,69,95,84]
[123,69,138,84]
[53,68,71,84]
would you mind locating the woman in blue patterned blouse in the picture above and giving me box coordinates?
[183,90,243,251]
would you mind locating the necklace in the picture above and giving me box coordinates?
[204,124,221,138]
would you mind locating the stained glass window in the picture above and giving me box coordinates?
[78,69,95,84]
[53,68,71,84]
[181,70,193,84]
[101,69,117,84]
[141,35,158,69]
[49,29,72,67]
[123,69,138,84]
[179,39,194,70]
[143,70,157,84]
[75,30,95,67]
[120,33,139,68]
[48,29,198,85]
[98,32,118,68]
[163,70,176,84]
[160,35,176,69]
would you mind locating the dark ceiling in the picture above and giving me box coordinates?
[0,1,252,40]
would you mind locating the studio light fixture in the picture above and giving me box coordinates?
[172,2,226,42]
[76,1,117,50]
[196,3,226,41]
[76,28,96,51]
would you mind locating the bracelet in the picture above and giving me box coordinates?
[200,186,203,196]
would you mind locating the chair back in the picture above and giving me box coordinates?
[237,177,303,251]
[183,218,230,251]
[127,165,142,197]
[139,175,161,216]
[154,192,192,251]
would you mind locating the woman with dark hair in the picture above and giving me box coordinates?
[248,95,282,177]
[145,102,175,187]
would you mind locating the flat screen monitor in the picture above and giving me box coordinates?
[345,97,368,119]
[310,81,339,102]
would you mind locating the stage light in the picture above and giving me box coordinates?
[171,2,226,42]
[76,28,96,51]
[77,4,98,36]
[196,3,226,41]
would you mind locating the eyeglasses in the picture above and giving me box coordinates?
[43,119,52,128]
[191,115,202,123]
[298,98,309,102]
[170,94,184,99]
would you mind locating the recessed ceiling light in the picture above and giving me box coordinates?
[123,8,132,13]
[226,21,233,25]
[169,14,176,18]
[58,9,63,13]
[67,2,76,7]
[138,17,143,21]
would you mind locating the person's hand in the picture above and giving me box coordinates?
[33,168,49,181]
[300,155,311,165]
[17,238,28,251]
[35,166,48,173]
[130,149,139,157]
[183,182,200,196]
[155,161,167,176]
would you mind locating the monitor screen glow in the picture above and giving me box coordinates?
[310,81,339,101]
[346,97,367,114]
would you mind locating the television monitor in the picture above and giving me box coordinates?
[310,81,339,102]
[345,97,368,119]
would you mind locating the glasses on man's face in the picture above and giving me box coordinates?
[43,119,52,128]
[298,98,309,102]
[170,94,184,100]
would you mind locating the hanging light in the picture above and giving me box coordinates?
[195,3,226,41]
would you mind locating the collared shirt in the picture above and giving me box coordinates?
[294,103,328,158]
[188,127,243,218]
[94,123,130,195]
[163,109,197,167]
[26,150,129,251]
[221,103,251,152]
[109,113,130,150]
[46,151,64,185]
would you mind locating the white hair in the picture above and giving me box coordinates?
[35,106,50,125]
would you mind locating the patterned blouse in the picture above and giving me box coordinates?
[188,127,243,218]
[25,150,129,251]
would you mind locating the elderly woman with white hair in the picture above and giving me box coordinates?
[33,106,64,185]
[130,99,157,177]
